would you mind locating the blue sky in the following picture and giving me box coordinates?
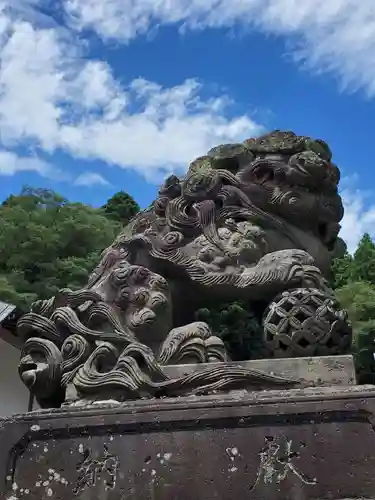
[1,1,375,252]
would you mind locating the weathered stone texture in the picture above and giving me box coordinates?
[2,385,375,500]
[15,131,353,407]
[3,130,365,500]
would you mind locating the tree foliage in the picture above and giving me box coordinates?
[331,251,354,289]
[0,187,122,309]
[333,233,375,382]
[335,281,375,336]
[102,191,140,224]
[4,185,375,383]
[351,233,375,284]
[195,301,264,361]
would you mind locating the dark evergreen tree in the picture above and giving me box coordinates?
[102,191,140,224]
[351,233,375,284]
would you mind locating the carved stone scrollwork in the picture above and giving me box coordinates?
[17,130,353,407]
[19,337,64,407]
[158,322,227,365]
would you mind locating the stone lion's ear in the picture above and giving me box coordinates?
[305,138,333,162]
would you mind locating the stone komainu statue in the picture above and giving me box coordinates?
[17,130,352,407]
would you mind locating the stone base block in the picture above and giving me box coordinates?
[162,354,357,387]
[2,385,375,499]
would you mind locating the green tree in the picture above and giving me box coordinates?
[102,191,139,224]
[0,275,35,310]
[335,281,375,336]
[195,301,264,360]
[0,187,122,309]
[334,276,375,384]
[351,233,375,284]
[331,234,375,290]
[331,251,354,289]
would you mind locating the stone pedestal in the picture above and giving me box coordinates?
[2,381,375,499]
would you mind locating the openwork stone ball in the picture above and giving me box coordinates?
[262,288,352,358]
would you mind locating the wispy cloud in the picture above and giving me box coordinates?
[74,171,110,187]
[0,3,261,181]
[340,176,375,252]
[2,1,375,254]
[64,0,375,98]
[0,149,56,177]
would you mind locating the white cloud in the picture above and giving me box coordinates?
[0,149,56,177]
[2,1,374,256]
[64,0,375,97]
[74,171,110,187]
[340,186,375,253]
[0,4,261,182]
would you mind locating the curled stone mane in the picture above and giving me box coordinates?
[17,130,352,408]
